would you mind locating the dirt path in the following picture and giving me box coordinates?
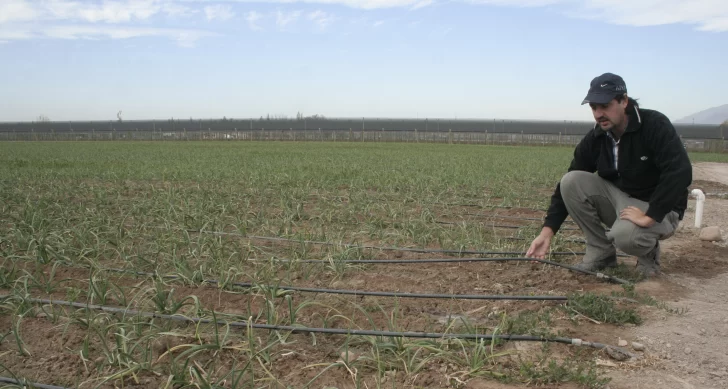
[692,163,728,187]
[606,162,728,389]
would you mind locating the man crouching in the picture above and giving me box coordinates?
[526,72,692,278]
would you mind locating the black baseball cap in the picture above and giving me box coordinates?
[581,73,628,105]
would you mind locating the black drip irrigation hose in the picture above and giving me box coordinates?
[11,296,628,354]
[0,377,70,389]
[215,281,568,301]
[240,257,631,285]
[82,248,628,285]
[533,258,631,284]
[184,229,611,257]
[503,236,587,244]
[76,264,570,301]
[66,253,630,288]
[435,220,580,232]
[464,213,577,225]
[49,229,628,285]
[430,202,548,212]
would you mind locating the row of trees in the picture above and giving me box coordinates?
[168,113,329,122]
[34,113,329,123]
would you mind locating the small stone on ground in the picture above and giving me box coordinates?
[699,226,723,241]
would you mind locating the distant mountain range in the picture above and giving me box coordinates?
[675,104,728,125]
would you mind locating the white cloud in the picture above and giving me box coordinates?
[0,23,215,47]
[181,0,728,31]
[45,0,163,23]
[0,1,214,46]
[36,24,214,47]
[410,0,435,10]
[162,3,198,18]
[0,0,40,24]
[570,0,728,32]
[276,10,302,28]
[307,10,335,29]
[204,4,234,21]
[1,0,726,49]
[245,11,263,30]
[0,0,177,24]
[698,16,728,32]
[467,0,728,31]
[465,0,562,6]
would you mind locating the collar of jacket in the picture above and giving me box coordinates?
[593,105,643,137]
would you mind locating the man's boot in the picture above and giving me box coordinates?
[636,242,660,278]
[574,252,618,272]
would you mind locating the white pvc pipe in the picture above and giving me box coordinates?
[691,189,705,228]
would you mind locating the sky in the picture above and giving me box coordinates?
[0,0,726,123]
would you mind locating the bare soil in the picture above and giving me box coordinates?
[605,162,728,389]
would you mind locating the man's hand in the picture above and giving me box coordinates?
[526,227,554,260]
[620,206,656,228]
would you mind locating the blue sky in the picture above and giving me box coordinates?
[0,0,726,123]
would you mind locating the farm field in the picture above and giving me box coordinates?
[1,142,728,389]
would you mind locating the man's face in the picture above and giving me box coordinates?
[589,96,628,131]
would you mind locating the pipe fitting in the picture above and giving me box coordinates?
[690,189,705,228]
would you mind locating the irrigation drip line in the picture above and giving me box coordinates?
[0,377,70,389]
[183,229,600,256]
[41,252,629,295]
[11,295,623,352]
[502,236,587,244]
[434,221,534,229]
[237,257,630,285]
[216,281,568,301]
[533,259,630,284]
[50,226,627,284]
[464,213,577,225]
[430,202,548,212]
[60,262,568,301]
[435,220,580,232]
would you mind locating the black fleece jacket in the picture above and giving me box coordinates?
[543,106,693,234]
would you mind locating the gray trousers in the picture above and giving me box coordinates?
[560,171,680,263]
